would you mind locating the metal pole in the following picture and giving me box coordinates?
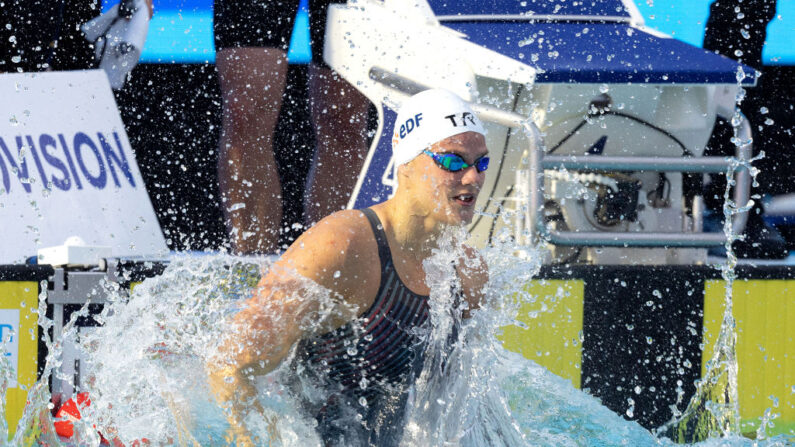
[541,156,749,173]
[731,113,752,235]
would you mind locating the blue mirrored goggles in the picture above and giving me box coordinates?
[422,150,490,173]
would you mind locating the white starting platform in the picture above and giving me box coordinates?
[331,0,757,265]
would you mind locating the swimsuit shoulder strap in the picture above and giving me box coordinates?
[360,208,391,273]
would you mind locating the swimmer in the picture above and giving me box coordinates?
[207,89,490,446]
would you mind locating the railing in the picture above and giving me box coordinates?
[369,67,752,247]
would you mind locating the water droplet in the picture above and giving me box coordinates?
[740,29,751,39]
[10,55,21,63]
[9,115,18,126]
[599,84,609,94]
[760,106,769,114]
[333,270,341,279]
[358,396,367,407]
[634,386,642,395]
[764,118,774,126]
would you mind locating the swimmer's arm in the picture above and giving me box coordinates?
[206,270,316,445]
[207,212,372,439]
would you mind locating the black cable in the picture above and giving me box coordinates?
[609,111,693,157]
[554,247,583,266]
[546,119,588,155]
[470,84,524,232]
[546,110,693,157]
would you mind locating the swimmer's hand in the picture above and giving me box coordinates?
[207,364,267,446]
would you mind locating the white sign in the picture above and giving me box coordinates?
[0,70,168,263]
[0,309,20,388]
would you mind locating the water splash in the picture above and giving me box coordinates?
[0,240,791,445]
[659,103,766,442]
[400,229,663,446]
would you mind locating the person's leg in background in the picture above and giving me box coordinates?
[304,0,371,225]
[217,47,288,254]
[214,1,298,254]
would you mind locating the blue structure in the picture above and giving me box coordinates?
[128,0,793,66]
[447,21,755,84]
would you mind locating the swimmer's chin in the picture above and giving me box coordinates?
[440,208,477,227]
[449,203,478,225]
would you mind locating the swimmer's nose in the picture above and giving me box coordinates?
[461,165,485,188]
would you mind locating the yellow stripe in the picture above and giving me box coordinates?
[499,280,585,388]
[702,279,795,437]
[0,282,40,438]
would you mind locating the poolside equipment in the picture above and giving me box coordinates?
[329,0,756,265]
[53,392,91,438]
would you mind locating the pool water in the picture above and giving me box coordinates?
[1,226,791,446]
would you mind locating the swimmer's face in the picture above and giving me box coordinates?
[405,131,488,225]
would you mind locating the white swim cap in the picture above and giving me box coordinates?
[391,89,486,167]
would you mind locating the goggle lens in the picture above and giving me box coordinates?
[476,156,490,172]
[424,150,489,173]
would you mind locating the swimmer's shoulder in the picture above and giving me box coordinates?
[282,209,375,263]
[277,210,381,306]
